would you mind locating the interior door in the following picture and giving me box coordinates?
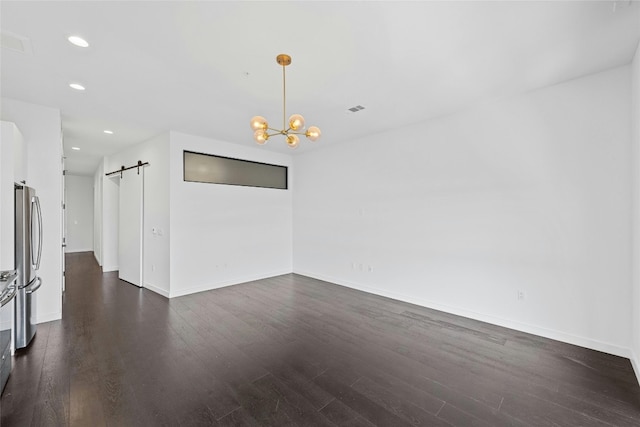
[61,132,66,292]
[61,167,66,292]
[118,169,143,287]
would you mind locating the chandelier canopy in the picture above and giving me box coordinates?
[250,54,321,149]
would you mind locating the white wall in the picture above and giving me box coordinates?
[101,161,119,272]
[631,41,640,379]
[101,133,170,295]
[1,98,63,324]
[100,131,292,298]
[168,131,293,297]
[294,66,632,357]
[65,175,94,253]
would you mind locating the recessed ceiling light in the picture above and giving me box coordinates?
[69,83,85,91]
[67,35,89,48]
[103,130,113,134]
[71,147,80,150]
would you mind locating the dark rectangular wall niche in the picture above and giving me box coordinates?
[183,150,288,190]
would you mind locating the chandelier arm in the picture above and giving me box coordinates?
[265,126,296,135]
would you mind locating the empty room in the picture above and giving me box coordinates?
[1,1,640,426]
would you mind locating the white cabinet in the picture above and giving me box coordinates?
[13,126,25,184]
[0,121,26,270]
[1,122,16,270]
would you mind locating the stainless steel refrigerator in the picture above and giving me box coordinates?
[14,183,42,349]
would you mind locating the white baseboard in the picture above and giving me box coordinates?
[36,311,62,324]
[631,350,640,386]
[169,269,292,298]
[294,269,631,359]
[145,282,170,298]
[102,265,118,272]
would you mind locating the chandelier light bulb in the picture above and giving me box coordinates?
[250,116,268,131]
[254,130,268,144]
[305,126,321,141]
[286,134,300,148]
[289,114,305,131]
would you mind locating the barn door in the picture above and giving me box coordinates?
[118,169,143,287]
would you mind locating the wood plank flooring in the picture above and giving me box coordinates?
[2,251,640,426]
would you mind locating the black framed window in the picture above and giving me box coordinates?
[183,150,288,190]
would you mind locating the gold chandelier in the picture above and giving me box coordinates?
[250,54,321,149]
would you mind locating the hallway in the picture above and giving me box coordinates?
[2,252,640,426]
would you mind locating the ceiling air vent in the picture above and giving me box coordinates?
[347,105,365,113]
[1,31,33,54]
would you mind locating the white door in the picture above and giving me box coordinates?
[118,169,143,287]
[62,167,66,292]
[60,131,66,292]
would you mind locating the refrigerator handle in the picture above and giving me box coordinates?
[33,196,43,270]
[25,277,42,295]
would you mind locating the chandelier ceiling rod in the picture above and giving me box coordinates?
[282,56,286,131]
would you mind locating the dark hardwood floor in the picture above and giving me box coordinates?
[2,252,640,426]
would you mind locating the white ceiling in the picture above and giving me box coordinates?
[2,1,639,176]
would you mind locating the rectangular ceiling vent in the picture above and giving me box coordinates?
[1,31,33,54]
[347,105,365,113]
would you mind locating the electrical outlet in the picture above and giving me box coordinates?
[517,290,525,300]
